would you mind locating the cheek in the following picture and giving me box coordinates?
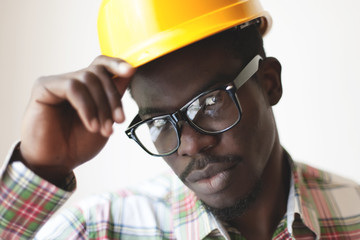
[223,87,276,171]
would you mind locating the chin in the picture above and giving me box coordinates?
[200,180,262,221]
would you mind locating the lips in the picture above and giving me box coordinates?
[186,161,237,183]
[184,161,238,195]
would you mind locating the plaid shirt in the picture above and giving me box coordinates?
[1,147,360,239]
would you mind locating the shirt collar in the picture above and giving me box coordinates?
[170,175,230,239]
[287,154,321,239]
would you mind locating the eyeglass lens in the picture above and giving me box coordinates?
[134,116,178,155]
[187,89,239,132]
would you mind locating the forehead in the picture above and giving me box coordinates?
[130,38,243,117]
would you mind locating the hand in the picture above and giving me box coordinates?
[19,55,135,184]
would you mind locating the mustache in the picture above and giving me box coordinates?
[179,155,242,182]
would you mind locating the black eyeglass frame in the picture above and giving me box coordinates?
[125,55,263,157]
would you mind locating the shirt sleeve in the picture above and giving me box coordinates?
[0,146,76,240]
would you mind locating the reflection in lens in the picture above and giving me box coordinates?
[149,119,166,142]
[135,117,178,155]
[187,89,240,132]
[187,99,201,121]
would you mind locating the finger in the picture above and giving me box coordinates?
[87,65,126,123]
[37,77,100,133]
[76,70,114,137]
[91,55,136,78]
[112,76,132,123]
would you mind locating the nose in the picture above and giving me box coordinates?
[176,122,219,157]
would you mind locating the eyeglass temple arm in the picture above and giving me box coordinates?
[233,55,263,89]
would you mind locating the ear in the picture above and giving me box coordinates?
[258,57,282,106]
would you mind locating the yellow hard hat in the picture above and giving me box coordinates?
[98,0,272,67]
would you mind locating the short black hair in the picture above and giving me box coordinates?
[228,23,266,63]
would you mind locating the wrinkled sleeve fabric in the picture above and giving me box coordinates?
[0,145,75,240]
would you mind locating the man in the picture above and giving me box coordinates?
[1,0,359,239]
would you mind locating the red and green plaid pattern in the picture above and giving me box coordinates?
[291,162,360,239]
[0,162,74,240]
[0,150,359,239]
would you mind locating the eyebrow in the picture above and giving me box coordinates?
[137,73,235,118]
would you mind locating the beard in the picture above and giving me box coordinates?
[179,154,263,221]
[201,179,262,221]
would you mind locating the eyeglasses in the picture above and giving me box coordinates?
[125,55,263,156]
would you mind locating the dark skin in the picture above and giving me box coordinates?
[19,36,288,239]
[20,56,135,184]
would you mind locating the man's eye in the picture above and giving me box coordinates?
[187,92,224,120]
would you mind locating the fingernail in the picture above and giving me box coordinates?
[104,119,113,135]
[90,118,99,131]
[114,107,124,122]
[118,62,131,75]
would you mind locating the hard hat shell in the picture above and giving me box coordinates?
[98,0,272,67]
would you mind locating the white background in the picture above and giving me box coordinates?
[0,0,359,206]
